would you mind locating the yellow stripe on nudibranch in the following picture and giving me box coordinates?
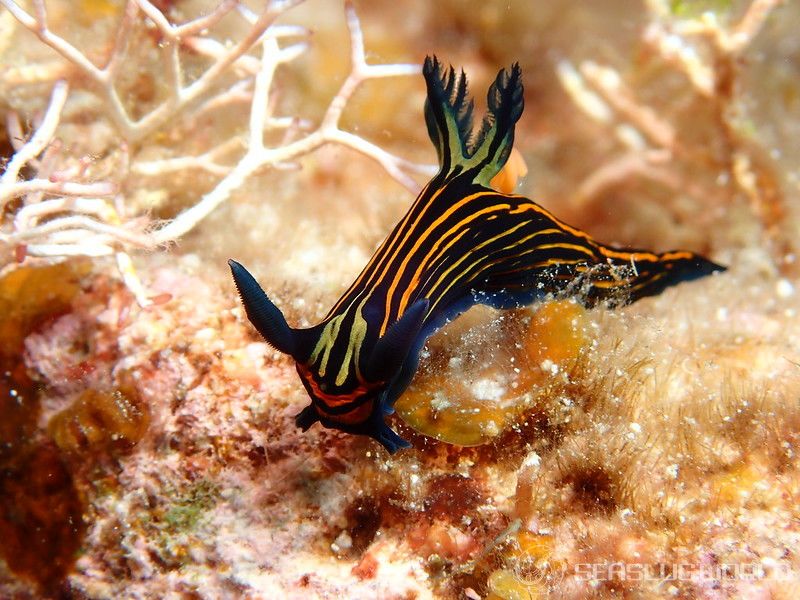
[379,191,499,334]
[336,298,369,386]
[309,313,344,377]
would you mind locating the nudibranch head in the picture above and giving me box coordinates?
[229,258,427,452]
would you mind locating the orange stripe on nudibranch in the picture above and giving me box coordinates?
[324,179,443,319]
[316,401,375,425]
[395,202,520,316]
[297,364,382,408]
[380,191,499,334]
[597,247,660,262]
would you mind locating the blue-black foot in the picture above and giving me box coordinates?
[372,422,411,454]
[295,405,318,431]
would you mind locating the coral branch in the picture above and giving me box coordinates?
[558,0,786,244]
[132,139,243,177]
[1,0,434,305]
[728,0,782,52]
[0,79,69,194]
[0,78,145,300]
[579,62,676,150]
[150,0,434,244]
[0,0,303,141]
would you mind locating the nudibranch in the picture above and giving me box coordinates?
[230,55,724,453]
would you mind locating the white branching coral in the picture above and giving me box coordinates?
[0,0,434,304]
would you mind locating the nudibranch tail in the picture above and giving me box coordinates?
[230,54,725,454]
[589,251,727,306]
